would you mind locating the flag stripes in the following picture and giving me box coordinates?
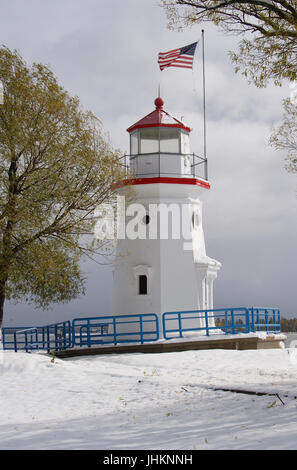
[158,42,198,71]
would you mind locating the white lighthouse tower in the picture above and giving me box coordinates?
[111,96,221,337]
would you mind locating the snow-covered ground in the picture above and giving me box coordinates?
[1,347,297,450]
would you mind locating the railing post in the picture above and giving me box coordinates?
[35,330,37,350]
[14,331,17,353]
[265,309,269,333]
[250,307,255,333]
[272,309,276,333]
[113,317,117,345]
[140,315,144,344]
[53,325,56,350]
[255,308,258,331]
[72,322,76,348]
[255,309,259,331]
[205,311,209,336]
[231,310,235,334]
[25,331,28,353]
[162,313,167,340]
[63,322,66,350]
[68,321,71,348]
[178,312,183,338]
[47,326,50,353]
[245,309,250,333]
[155,314,159,341]
[87,320,91,348]
[79,326,84,346]
[224,310,228,335]
[41,327,45,349]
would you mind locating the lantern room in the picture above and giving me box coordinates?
[125,97,207,181]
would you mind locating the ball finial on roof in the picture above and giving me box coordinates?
[154,97,164,109]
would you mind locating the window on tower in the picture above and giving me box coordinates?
[138,275,148,295]
[140,128,159,153]
[133,265,152,296]
[130,131,139,155]
[160,127,180,153]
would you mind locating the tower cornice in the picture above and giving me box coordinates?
[112,176,210,191]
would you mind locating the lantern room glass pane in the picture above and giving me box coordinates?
[140,128,159,154]
[181,130,190,154]
[130,131,138,155]
[160,127,180,153]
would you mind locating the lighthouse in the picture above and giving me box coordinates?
[111,96,221,337]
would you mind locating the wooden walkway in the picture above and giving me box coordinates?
[55,335,285,359]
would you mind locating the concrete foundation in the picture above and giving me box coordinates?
[55,335,285,359]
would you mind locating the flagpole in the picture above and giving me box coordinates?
[202,29,208,181]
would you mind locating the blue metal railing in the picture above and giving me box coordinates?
[3,321,72,352]
[162,307,281,340]
[14,328,39,353]
[162,308,251,340]
[72,313,159,347]
[2,326,34,350]
[2,307,281,352]
[249,307,281,334]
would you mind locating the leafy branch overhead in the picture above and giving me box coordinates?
[162,0,297,86]
[0,46,124,325]
[162,0,297,179]
[270,97,297,173]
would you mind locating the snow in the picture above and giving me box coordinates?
[1,347,297,450]
[157,331,286,343]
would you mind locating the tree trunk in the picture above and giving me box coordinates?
[0,279,6,329]
[0,156,18,330]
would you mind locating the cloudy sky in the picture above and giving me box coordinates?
[1,0,296,326]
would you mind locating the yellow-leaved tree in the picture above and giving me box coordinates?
[0,47,124,327]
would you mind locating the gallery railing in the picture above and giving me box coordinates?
[119,153,208,180]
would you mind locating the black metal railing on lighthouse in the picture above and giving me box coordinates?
[119,152,208,181]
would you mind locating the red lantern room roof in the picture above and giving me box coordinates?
[127,97,191,133]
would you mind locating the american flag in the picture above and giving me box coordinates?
[158,42,198,71]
